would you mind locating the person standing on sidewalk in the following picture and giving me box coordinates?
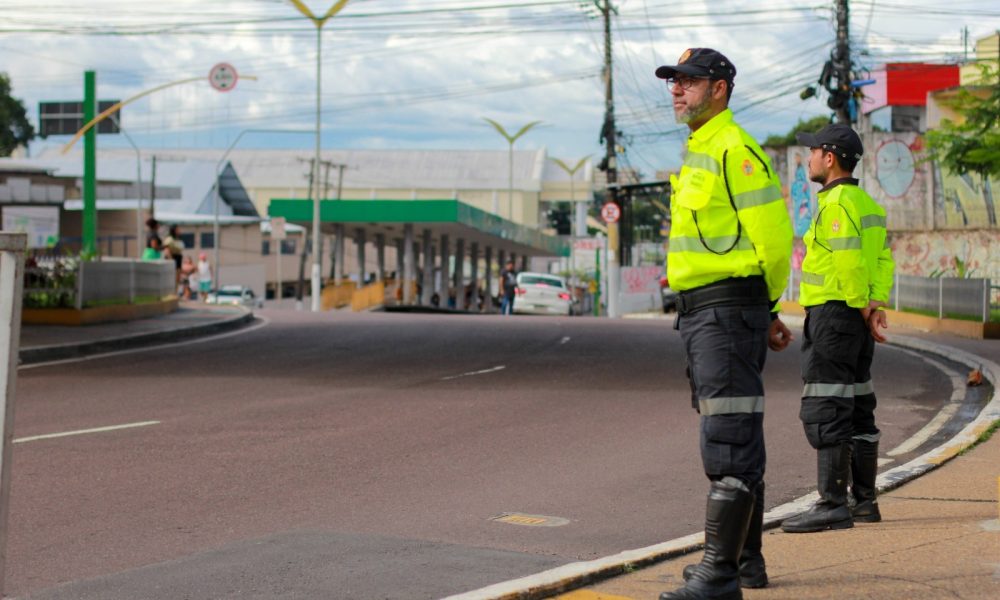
[781,124,894,534]
[654,48,794,600]
[499,260,518,315]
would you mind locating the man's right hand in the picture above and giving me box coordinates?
[867,309,888,343]
[768,317,793,351]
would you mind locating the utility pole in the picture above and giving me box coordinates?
[295,158,316,310]
[598,0,620,317]
[833,0,852,124]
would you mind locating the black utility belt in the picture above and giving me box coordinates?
[676,276,769,316]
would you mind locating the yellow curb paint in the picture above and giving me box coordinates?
[554,591,636,600]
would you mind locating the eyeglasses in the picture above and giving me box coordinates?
[665,76,710,91]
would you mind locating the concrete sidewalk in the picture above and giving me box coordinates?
[18,301,254,364]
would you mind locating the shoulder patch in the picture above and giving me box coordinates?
[831,219,841,233]
[741,159,754,176]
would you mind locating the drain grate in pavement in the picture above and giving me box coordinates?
[490,512,570,527]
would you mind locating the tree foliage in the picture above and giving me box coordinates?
[925,65,1000,178]
[761,115,833,148]
[0,72,35,156]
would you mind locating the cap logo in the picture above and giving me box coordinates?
[678,49,692,64]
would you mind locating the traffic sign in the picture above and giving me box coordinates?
[271,217,287,241]
[209,63,238,92]
[601,202,621,224]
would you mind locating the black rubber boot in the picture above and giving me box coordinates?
[781,443,854,533]
[851,440,882,523]
[660,478,753,600]
[682,482,768,589]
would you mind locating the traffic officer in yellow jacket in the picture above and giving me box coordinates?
[781,124,894,534]
[655,48,793,600]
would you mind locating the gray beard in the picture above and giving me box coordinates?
[675,95,711,125]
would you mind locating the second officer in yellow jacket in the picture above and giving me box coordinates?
[781,124,895,534]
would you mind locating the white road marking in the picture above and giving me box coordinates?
[886,348,965,457]
[441,365,506,381]
[19,314,270,370]
[560,336,571,345]
[14,420,160,444]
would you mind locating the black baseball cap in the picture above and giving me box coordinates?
[796,124,864,160]
[655,48,736,83]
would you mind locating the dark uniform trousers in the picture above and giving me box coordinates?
[800,301,880,449]
[677,303,770,487]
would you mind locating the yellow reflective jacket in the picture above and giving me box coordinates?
[667,109,793,304]
[799,178,895,308]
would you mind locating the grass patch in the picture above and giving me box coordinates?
[958,419,1000,456]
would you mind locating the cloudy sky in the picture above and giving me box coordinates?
[2,0,997,177]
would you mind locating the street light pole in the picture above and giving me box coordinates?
[482,118,541,222]
[551,156,589,236]
[288,0,350,311]
[212,128,312,295]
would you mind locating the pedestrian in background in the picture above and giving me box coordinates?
[654,47,794,600]
[142,235,163,261]
[163,224,185,284]
[781,124,894,534]
[179,255,197,300]
[499,260,518,315]
[196,252,213,300]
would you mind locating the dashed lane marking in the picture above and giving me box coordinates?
[14,420,160,444]
[490,512,570,527]
[440,365,506,381]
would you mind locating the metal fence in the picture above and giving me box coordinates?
[24,256,175,310]
[784,270,996,322]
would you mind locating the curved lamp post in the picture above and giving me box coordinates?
[551,156,589,237]
[288,0,351,312]
[483,118,541,222]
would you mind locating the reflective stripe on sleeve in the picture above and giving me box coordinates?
[861,215,887,229]
[684,151,722,175]
[803,382,855,398]
[853,432,882,443]
[801,271,825,286]
[699,395,765,416]
[733,185,784,211]
[829,237,862,251]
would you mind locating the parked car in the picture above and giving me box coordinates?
[206,285,263,309]
[513,272,575,316]
[660,275,678,313]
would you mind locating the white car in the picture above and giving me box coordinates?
[513,272,575,316]
[205,285,263,309]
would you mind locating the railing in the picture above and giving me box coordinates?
[0,232,27,597]
[783,270,995,323]
[24,256,175,310]
[351,281,386,312]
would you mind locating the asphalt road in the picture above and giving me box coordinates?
[8,310,959,599]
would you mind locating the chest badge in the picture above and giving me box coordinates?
[742,159,754,176]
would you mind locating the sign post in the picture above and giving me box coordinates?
[272,217,286,301]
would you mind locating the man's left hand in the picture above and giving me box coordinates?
[768,317,793,351]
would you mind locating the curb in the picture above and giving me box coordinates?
[442,328,1000,600]
[18,307,255,365]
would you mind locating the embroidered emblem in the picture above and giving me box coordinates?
[678,49,692,64]
[831,220,841,233]
[742,159,754,176]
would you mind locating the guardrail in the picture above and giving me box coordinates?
[783,270,996,322]
[0,232,27,597]
[24,256,175,309]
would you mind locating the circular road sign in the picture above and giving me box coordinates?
[601,202,621,224]
[209,63,238,92]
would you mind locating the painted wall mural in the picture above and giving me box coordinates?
[935,168,998,229]
[890,230,999,281]
[861,132,934,232]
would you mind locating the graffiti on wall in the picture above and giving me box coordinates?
[787,146,820,237]
[862,132,934,231]
[935,169,998,229]
[891,229,999,281]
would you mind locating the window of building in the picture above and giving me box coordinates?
[200,232,215,249]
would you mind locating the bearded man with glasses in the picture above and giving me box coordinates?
[654,48,793,600]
